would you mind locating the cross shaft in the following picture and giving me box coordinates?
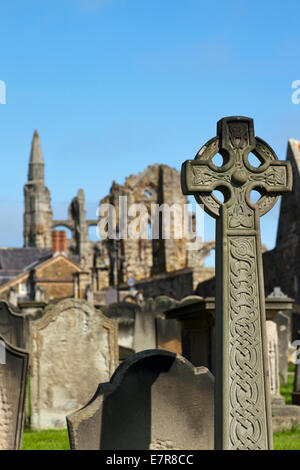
[181,116,292,450]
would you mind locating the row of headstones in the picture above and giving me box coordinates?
[0,297,214,450]
[0,296,299,449]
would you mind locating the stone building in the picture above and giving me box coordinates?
[0,232,83,304]
[24,130,53,248]
[21,131,215,300]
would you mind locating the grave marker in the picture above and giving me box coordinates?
[67,350,214,450]
[29,298,118,429]
[0,301,28,349]
[181,116,292,449]
[0,336,29,450]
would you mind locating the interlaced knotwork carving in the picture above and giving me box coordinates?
[228,237,267,449]
[228,188,254,229]
[181,117,292,450]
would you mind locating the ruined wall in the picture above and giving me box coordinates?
[24,138,215,297]
[97,164,214,288]
[263,139,300,303]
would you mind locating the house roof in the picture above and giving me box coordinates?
[0,247,80,287]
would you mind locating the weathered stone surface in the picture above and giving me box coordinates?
[182,116,292,450]
[24,131,53,249]
[133,297,177,352]
[23,140,215,294]
[156,317,182,355]
[0,301,28,349]
[165,296,215,372]
[105,296,183,355]
[266,320,285,406]
[275,312,290,385]
[0,336,29,449]
[29,298,118,429]
[67,350,214,450]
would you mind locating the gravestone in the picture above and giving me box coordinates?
[268,287,291,385]
[67,350,214,450]
[165,296,215,372]
[292,330,300,406]
[29,298,118,429]
[182,116,292,449]
[105,296,181,355]
[266,320,284,406]
[275,312,290,385]
[0,301,28,349]
[155,317,182,354]
[0,336,29,450]
[133,297,178,352]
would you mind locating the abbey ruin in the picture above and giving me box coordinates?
[20,130,215,302]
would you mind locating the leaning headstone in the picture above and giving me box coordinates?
[182,116,292,449]
[0,336,29,450]
[67,350,214,450]
[29,298,118,429]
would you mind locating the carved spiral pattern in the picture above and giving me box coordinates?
[228,238,267,449]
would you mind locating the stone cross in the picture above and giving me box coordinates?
[181,116,292,450]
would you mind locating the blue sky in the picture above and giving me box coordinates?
[0,0,299,265]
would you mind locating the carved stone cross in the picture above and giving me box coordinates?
[181,116,292,450]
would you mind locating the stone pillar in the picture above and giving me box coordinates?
[266,320,285,406]
[73,272,91,299]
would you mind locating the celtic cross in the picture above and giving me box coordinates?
[181,116,292,450]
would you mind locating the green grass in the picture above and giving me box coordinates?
[280,364,295,405]
[273,427,300,450]
[22,429,70,450]
[21,428,300,450]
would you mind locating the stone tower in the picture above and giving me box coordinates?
[24,130,53,248]
[263,139,300,303]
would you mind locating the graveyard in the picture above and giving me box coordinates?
[1,1,300,453]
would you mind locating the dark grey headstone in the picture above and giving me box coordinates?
[67,350,214,450]
[292,312,300,342]
[0,301,28,349]
[0,335,29,449]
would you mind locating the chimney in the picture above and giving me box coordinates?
[52,231,60,255]
[59,231,67,254]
